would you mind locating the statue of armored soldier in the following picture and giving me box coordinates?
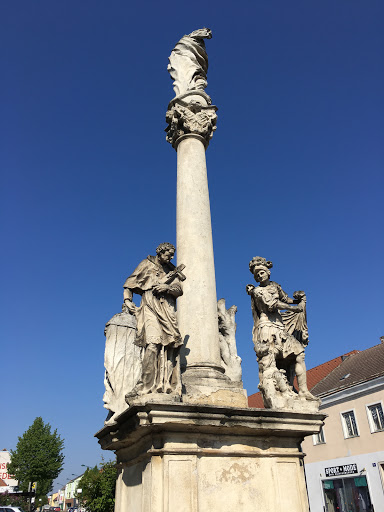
[247,256,320,412]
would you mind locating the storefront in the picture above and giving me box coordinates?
[322,464,373,512]
[65,499,74,510]
[304,453,384,512]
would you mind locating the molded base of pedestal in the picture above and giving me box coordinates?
[181,366,248,407]
[126,392,181,408]
[96,403,325,512]
[182,384,248,407]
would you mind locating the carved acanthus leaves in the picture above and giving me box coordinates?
[166,101,217,147]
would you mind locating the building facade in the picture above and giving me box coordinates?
[0,450,18,493]
[248,341,384,511]
[64,476,82,510]
[302,343,384,512]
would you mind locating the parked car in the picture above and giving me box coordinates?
[0,507,26,512]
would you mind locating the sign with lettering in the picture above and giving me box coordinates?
[0,451,18,488]
[325,464,358,477]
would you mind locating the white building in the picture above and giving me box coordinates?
[64,475,82,510]
[302,341,384,512]
[0,450,18,493]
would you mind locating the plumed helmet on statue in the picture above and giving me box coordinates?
[156,242,175,255]
[249,256,273,276]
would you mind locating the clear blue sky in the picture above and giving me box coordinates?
[1,0,383,492]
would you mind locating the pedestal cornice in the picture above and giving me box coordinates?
[98,404,326,511]
[95,402,326,452]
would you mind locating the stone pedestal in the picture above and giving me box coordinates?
[96,403,325,512]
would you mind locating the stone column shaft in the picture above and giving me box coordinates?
[176,135,222,373]
[166,92,247,405]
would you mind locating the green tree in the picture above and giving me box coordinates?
[8,417,64,499]
[78,461,117,512]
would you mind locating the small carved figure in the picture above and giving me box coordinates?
[258,367,298,410]
[217,299,242,382]
[123,243,185,400]
[168,28,212,97]
[246,257,319,411]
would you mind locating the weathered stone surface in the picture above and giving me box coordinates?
[218,298,243,382]
[247,256,320,413]
[167,28,212,97]
[174,135,248,406]
[123,243,185,405]
[174,130,231,398]
[165,93,217,148]
[166,29,217,149]
[96,403,325,512]
[182,385,248,408]
[165,31,247,407]
[103,305,142,425]
[100,25,324,512]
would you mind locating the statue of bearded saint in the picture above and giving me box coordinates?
[246,257,319,411]
[123,243,186,402]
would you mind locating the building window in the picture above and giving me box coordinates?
[322,476,373,512]
[313,426,326,445]
[367,402,384,433]
[341,410,359,438]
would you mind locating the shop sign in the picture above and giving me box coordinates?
[325,463,358,477]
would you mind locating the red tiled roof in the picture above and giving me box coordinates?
[247,350,359,408]
[302,350,359,390]
[311,343,384,396]
[248,392,264,408]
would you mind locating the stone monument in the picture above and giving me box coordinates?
[103,303,141,425]
[103,242,185,419]
[166,28,246,407]
[96,29,325,512]
[246,256,320,412]
[217,298,243,383]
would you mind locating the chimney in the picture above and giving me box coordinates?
[380,336,384,344]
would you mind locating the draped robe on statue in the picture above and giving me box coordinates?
[124,256,183,395]
[103,310,142,423]
[167,29,211,96]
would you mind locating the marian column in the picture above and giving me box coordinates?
[166,29,245,405]
[97,30,326,512]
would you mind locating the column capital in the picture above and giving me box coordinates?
[166,91,217,149]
